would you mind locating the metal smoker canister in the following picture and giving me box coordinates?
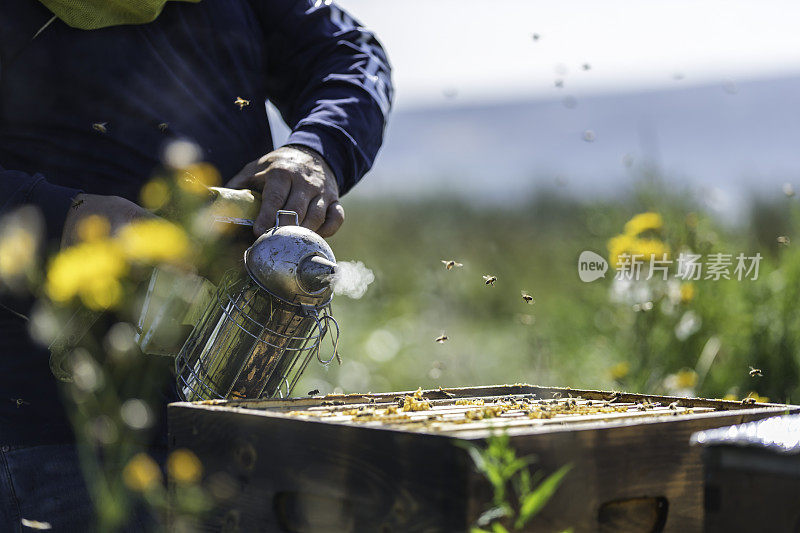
[176,211,339,401]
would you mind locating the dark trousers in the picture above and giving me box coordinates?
[0,444,93,532]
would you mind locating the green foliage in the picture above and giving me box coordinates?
[299,176,800,405]
[458,433,572,531]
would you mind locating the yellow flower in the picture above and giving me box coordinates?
[140,179,171,211]
[609,361,630,380]
[46,240,127,309]
[624,212,663,236]
[675,369,698,389]
[123,453,162,492]
[117,219,190,265]
[680,282,695,303]
[167,449,203,484]
[76,215,110,242]
[607,234,670,268]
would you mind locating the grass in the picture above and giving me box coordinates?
[297,174,800,405]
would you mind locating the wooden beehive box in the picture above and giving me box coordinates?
[168,384,798,532]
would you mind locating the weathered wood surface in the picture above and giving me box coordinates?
[169,384,799,532]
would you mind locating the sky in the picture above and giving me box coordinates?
[336,0,800,109]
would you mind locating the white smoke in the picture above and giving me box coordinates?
[328,261,375,299]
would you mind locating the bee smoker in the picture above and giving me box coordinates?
[175,210,340,401]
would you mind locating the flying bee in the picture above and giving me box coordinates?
[92,122,108,134]
[749,366,763,378]
[158,122,169,133]
[531,33,540,41]
[582,63,591,70]
[70,198,84,210]
[435,332,448,344]
[307,389,320,396]
[521,291,535,304]
[482,275,497,286]
[777,236,791,246]
[234,96,251,110]
[441,260,463,270]
[554,79,564,88]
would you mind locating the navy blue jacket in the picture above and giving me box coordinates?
[0,0,392,445]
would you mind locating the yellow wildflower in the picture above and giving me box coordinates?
[609,361,630,380]
[140,179,171,211]
[123,453,162,492]
[675,369,698,389]
[76,215,110,242]
[624,212,663,236]
[46,240,127,309]
[680,282,695,303]
[607,234,670,268]
[117,219,190,265]
[167,449,203,484]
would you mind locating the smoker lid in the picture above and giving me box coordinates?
[691,414,800,454]
[244,211,336,306]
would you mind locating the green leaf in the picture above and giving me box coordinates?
[471,528,491,533]
[492,523,510,533]
[515,464,573,529]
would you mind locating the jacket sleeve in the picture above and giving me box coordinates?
[251,0,393,195]
[0,165,81,246]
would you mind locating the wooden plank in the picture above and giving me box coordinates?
[169,403,471,532]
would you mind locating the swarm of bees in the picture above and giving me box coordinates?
[234,96,251,110]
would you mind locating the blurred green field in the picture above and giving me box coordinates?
[298,174,800,404]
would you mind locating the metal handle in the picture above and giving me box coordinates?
[276,210,299,227]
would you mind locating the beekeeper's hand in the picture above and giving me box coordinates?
[61,193,153,248]
[225,145,344,238]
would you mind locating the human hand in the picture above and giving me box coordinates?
[61,193,152,248]
[225,145,344,237]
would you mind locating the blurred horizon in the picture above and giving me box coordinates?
[268,1,800,218]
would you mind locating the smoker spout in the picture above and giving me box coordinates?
[297,255,337,294]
